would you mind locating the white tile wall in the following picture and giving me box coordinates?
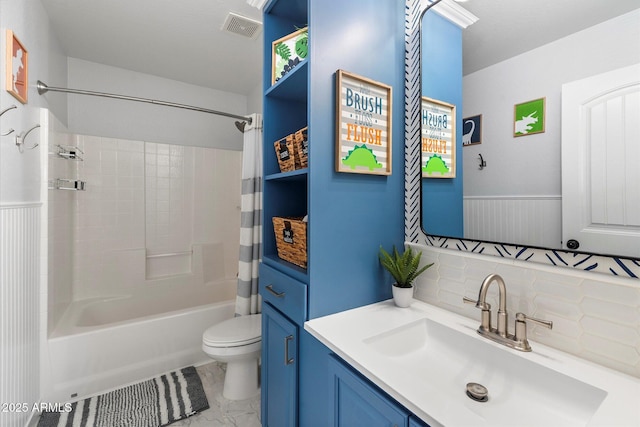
[145,142,192,258]
[410,243,640,378]
[46,115,76,331]
[63,136,242,298]
[72,135,146,298]
[192,148,242,278]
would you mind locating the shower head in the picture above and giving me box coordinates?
[235,121,247,133]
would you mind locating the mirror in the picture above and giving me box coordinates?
[420,0,640,259]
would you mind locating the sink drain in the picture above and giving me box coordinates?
[466,382,488,402]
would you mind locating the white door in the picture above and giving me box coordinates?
[561,63,640,258]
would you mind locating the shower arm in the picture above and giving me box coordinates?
[36,80,252,131]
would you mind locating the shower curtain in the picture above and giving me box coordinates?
[235,113,263,316]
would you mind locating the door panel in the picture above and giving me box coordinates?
[561,64,640,257]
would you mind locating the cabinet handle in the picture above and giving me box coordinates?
[284,335,295,365]
[265,284,286,298]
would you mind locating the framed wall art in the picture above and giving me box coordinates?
[6,30,28,104]
[421,96,456,178]
[335,69,392,175]
[514,97,545,137]
[462,114,482,146]
[272,27,308,84]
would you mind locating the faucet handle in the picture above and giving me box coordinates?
[515,312,553,329]
[463,296,491,310]
[464,296,492,332]
[514,312,553,352]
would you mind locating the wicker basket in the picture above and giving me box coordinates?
[292,126,309,169]
[272,216,307,268]
[274,126,308,173]
[274,137,295,172]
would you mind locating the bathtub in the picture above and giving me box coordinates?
[43,278,237,402]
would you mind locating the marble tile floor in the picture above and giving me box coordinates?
[172,362,261,427]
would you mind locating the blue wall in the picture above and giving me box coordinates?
[306,0,406,319]
[421,12,464,238]
[299,1,406,425]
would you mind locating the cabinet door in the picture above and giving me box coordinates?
[262,303,298,427]
[409,416,429,427]
[328,355,409,427]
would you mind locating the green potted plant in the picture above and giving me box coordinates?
[379,245,434,307]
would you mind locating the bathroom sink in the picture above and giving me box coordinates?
[364,318,607,426]
[305,300,639,427]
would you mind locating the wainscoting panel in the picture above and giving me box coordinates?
[0,204,41,427]
[464,196,562,249]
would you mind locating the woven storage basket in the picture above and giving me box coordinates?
[272,216,307,268]
[274,137,295,172]
[292,126,309,169]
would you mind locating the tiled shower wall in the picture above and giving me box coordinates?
[46,114,76,333]
[72,135,146,299]
[49,134,241,303]
[411,243,640,378]
[145,143,193,259]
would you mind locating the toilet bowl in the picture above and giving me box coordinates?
[202,314,262,400]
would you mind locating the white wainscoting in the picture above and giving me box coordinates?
[464,196,562,249]
[0,203,41,427]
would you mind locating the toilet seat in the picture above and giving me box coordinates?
[203,314,261,348]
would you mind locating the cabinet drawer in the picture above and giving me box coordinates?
[259,263,308,325]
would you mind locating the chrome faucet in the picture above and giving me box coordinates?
[464,274,553,352]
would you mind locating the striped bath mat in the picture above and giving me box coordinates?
[38,366,209,427]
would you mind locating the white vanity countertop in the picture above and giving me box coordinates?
[304,299,640,427]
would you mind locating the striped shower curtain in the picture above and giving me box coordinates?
[235,113,263,316]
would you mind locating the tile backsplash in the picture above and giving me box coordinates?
[409,243,640,378]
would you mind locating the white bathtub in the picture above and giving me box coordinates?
[43,279,237,402]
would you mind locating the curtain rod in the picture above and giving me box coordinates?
[36,80,252,128]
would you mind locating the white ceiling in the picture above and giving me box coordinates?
[40,0,265,96]
[40,0,640,96]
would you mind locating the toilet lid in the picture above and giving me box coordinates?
[203,314,261,347]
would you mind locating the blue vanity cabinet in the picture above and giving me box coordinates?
[259,263,307,426]
[262,302,298,427]
[409,416,429,427]
[328,355,412,427]
[260,0,308,424]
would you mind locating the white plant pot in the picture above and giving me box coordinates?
[392,285,413,308]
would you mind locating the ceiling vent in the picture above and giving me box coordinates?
[222,12,262,39]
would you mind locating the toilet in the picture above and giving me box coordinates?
[202,314,262,400]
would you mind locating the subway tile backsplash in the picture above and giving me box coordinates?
[409,243,640,378]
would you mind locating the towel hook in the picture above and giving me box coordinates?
[15,124,40,153]
[1,105,17,136]
[478,153,487,170]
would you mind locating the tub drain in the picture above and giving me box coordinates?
[466,382,488,402]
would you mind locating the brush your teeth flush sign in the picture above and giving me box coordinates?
[422,96,456,178]
[335,69,392,175]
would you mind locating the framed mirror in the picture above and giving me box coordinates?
[418,0,640,261]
